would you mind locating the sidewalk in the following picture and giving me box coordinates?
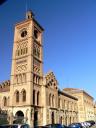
[91,125,96,128]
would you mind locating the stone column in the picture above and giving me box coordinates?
[10,112,13,124]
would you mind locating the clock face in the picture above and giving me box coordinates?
[20,29,27,38]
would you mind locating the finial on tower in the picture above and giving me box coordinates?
[26,10,35,19]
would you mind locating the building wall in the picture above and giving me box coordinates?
[43,73,78,126]
[64,88,95,122]
[57,92,78,125]
[0,74,78,127]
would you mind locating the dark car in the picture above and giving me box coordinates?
[62,125,69,128]
[34,126,49,128]
[68,123,83,128]
[45,124,64,128]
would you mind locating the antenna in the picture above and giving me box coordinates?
[25,0,28,14]
[25,0,32,14]
[29,0,32,9]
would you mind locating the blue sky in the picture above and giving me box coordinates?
[1,0,96,99]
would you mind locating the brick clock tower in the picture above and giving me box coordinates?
[10,11,44,126]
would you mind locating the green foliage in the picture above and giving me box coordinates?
[0,118,9,125]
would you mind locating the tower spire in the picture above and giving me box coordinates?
[26,10,34,19]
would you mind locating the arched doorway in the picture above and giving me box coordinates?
[65,116,67,126]
[70,117,71,124]
[51,112,54,124]
[13,111,24,124]
[59,116,62,124]
[34,111,38,127]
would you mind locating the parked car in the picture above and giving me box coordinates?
[81,122,91,128]
[0,124,30,128]
[68,123,83,128]
[62,125,69,128]
[34,126,49,128]
[80,122,87,128]
[85,120,95,127]
[45,124,64,128]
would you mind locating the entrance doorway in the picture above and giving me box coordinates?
[59,116,62,124]
[34,111,38,127]
[51,112,54,124]
[13,111,24,124]
[70,117,71,124]
[65,117,67,125]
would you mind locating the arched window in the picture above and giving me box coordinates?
[37,48,40,58]
[21,49,23,55]
[33,47,37,56]
[52,95,54,107]
[7,97,10,106]
[36,76,38,84]
[49,94,51,106]
[37,77,39,84]
[3,97,7,106]
[16,91,19,102]
[33,74,36,83]
[38,77,40,84]
[23,73,26,83]
[22,90,26,102]
[17,50,20,56]
[20,74,22,83]
[26,47,28,54]
[16,75,18,83]
[37,91,39,105]
[33,90,35,105]
[34,30,38,39]
[58,98,61,108]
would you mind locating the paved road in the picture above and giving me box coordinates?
[91,125,96,128]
